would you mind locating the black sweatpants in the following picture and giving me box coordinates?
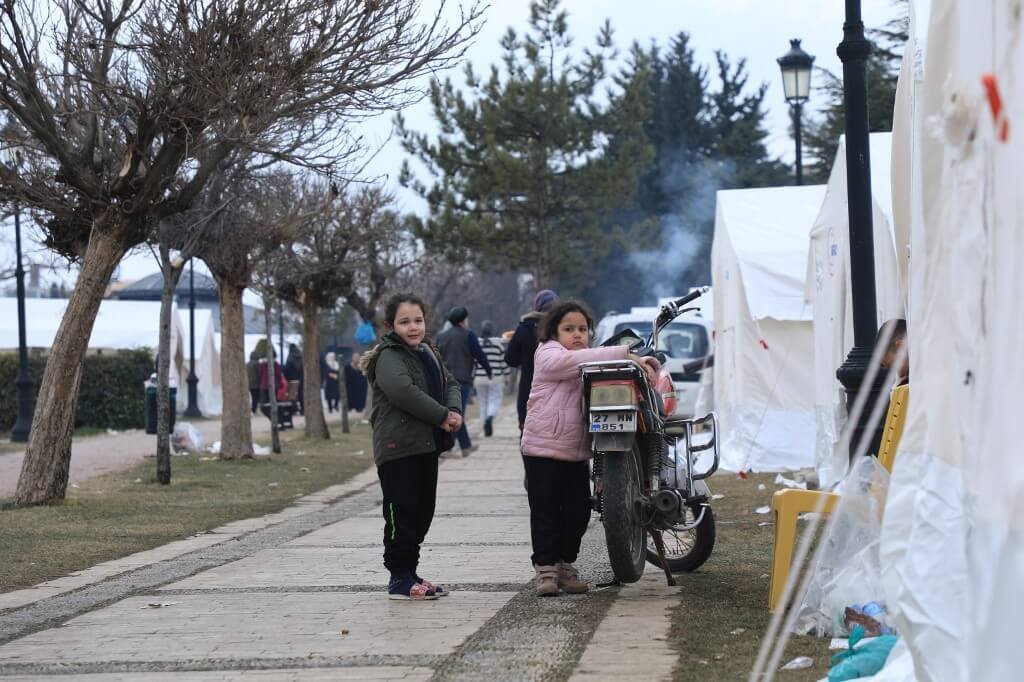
[522,455,592,566]
[377,452,440,575]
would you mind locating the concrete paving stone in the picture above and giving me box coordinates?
[285,514,530,547]
[161,545,532,590]
[0,593,514,664]
[358,495,528,518]
[434,479,528,498]
[0,668,432,681]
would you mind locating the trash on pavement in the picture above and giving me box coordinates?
[140,601,181,609]
[207,440,222,454]
[300,467,310,473]
[267,481,279,488]
[253,443,271,456]
[757,483,767,491]
[843,602,894,637]
[712,493,725,500]
[828,626,899,681]
[775,473,808,490]
[172,422,204,453]
[781,656,814,670]
[730,628,746,635]
[755,505,771,514]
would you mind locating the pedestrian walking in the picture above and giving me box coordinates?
[284,343,304,415]
[475,320,508,437]
[436,306,492,456]
[246,351,261,414]
[362,293,463,601]
[323,351,340,413]
[521,299,659,596]
[505,289,557,432]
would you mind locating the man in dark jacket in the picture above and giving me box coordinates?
[505,289,557,432]
[437,307,491,456]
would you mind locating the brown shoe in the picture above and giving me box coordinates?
[535,565,560,597]
[557,561,589,594]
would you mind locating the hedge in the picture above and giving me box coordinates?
[0,349,154,433]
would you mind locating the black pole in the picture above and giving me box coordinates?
[835,0,880,460]
[184,259,202,417]
[10,203,33,443]
[793,101,804,186]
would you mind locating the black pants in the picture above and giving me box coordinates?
[250,388,260,414]
[522,455,592,566]
[377,452,440,575]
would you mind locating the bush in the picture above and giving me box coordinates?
[0,349,154,432]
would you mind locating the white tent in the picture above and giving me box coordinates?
[805,132,906,487]
[710,185,825,472]
[178,307,222,416]
[0,297,183,363]
[868,1,1023,679]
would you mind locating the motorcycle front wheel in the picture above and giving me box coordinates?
[645,504,716,573]
[601,446,648,583]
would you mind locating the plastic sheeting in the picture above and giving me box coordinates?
[711,185,824,472]
[872,0,1023,679]
[806,133,906,488]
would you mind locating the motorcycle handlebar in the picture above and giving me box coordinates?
[669,288,707,309]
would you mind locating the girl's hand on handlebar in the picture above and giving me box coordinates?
[628,354,660,382]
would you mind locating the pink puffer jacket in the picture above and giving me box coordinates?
[521,341,629,462]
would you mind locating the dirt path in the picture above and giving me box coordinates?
[0,413,305,498]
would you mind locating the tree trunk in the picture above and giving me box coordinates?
[263,297,281,454]
[14,227,128,504]
[217,280,254,459]
[156,252,183,484]
[301,297,329,440]
[339,366,350,434]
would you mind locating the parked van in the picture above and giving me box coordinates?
[594,298,713,418]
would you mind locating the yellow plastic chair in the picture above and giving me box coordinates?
[768,384,909,612]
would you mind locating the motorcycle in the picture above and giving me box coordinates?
[580,288,719,584]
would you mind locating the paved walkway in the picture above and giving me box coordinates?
[0,418,684,680]
[0,414,300,497]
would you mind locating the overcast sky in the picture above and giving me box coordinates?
[5,0,902,285]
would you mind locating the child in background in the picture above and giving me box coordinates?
[520,299,659,596]
[362,293,464,600]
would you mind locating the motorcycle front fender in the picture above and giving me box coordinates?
[592,431,636,453]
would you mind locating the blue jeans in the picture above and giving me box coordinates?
[456,382,473,450]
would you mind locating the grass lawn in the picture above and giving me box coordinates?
[0,423,373,593]
[669,472,834,681]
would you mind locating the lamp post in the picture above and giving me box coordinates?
[278,300,285,362]
[777,39,815,186]
[184,258,202,417]
[2,144,34,443]
[834,0,879,460]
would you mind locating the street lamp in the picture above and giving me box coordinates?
[777,39,815,186]
[184,258,202,417]
[1,142,34,442]
[835,0,879,461]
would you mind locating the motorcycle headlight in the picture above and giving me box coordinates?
[590,383,636,407]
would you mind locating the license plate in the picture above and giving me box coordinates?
[590,411,636,432]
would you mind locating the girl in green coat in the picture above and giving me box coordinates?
[362,293,463,600]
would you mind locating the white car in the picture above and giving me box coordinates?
[595,307,713,418]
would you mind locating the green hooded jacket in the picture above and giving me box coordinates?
[362,332,463,466]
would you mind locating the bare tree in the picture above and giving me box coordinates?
[271,182,414,439]
[1,0,482,503]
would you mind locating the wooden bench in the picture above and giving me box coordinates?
[768,384,909,612]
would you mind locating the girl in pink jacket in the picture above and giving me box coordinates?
[521,300,658,596]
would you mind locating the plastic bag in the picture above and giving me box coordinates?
[355,320,377,346]
[795,456,894,637]
[171,422,204,453]
[828,626,899,681]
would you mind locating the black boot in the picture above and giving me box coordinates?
[484,417,493,437]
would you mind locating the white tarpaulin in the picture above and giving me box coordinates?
[806,133,906,488]
[0,298,184,360]
[871,1,1023,680]
[711,185,824,472]
[179,308,223,416]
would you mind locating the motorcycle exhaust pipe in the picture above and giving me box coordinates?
[653,489,684,515]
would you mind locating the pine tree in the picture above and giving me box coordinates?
[399,0,652,292]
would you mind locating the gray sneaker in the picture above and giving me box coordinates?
[462,444,479,458]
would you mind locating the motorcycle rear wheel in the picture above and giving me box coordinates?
[645,505,716,573]
[601,446,648,583]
